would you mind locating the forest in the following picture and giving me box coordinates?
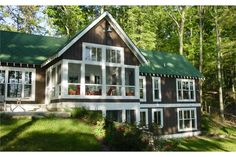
[0,6,235,119]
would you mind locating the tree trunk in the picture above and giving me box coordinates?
[179,7,186,55]
[215,7,224,120]
[199,6,204,106]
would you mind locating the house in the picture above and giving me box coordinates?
[0,12,203,138]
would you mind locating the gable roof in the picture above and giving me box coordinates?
[140,50,203,79]
[0,30,68,65]
[41,11,148,67]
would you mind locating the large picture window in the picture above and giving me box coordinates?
[152,77,161,101]
[178,108,197,131]
[0,67,35,100]
[177,79,195,101]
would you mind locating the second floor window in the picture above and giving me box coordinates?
[139,76,146,101]
[177,79,195,101]
[85,46,102,62]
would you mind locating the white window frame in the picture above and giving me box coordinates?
[152,77,161,102]
[45,61,62,101]
[176,79,196,102]
[177,108,197,132]
[140,109,148,127]
[0,66,36,101]
[152,108,163,128]
[59,42,139,100]
[139,76,146,102]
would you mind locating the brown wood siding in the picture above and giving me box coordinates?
[62,19,139,65]
[142,76,200,104]
[144,107,201,135]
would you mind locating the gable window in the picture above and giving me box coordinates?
[152,109,163,128]
[125,68,135,96]
[177,79,195,101]
[106,49,121,63]
[85,46,102,62]
[0,70,5,96]
[152,77,161,101]
[178,108,197,131]
[139,76,146,101]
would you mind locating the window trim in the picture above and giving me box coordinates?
[139,76,146,102]
[152,77,161,102]
[152,108,163,128]
[140,109,148,127]
[176,79,196,102]
[177,108,197,132]
[0,66,36,101]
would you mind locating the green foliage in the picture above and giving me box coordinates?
[104,120,151,151]
[94,118,105,138]
[71,107,103,124]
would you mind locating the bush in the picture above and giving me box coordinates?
[71,107,103,124]
[104,120,151,151]
[0,112,12,120]
[153,138,180,151]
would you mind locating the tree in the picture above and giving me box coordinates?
[0,6,43,34]
[199,6,204,105]
[165,6,188,55]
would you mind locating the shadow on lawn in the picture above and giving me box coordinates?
[0,119,37,150]
[1,131,101,151]
[175,136,229,152]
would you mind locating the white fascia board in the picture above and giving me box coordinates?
[41,12,109,68]
[41,11,147,67]
[105,13,148,64]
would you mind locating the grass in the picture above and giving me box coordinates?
[0,117,102,151]
[170,114,236,151]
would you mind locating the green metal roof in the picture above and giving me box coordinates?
[0,30,68,65]
[140,50,203,79]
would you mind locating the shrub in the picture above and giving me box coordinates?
[71,107,103,124]
[0,112,12,120]
[153,138,180,151]
[94,118,106,138]
[104,119,151,151]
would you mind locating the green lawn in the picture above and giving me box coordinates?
[0,118,102,151]
[171,114,236,151]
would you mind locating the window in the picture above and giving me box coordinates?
[106,110,122,122]
[106,66,122,96]
[178,108,197,131]
[7,71,22,98]
[68,63,81,95]
[51,67,56,97]
[139,76,146,101]
[125,68,135,96]
[57,64,61,96]
[106,49,121,63]
[0,68,35,100]
[0,70,5,96]
[177,79,195,101]
[152,77,161,101]
[152,109,163,128]
[126,110,136,124]
[85,65,102,96]
[140,109,148,127]
[24,72,32,98]
[85,46,102,62]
